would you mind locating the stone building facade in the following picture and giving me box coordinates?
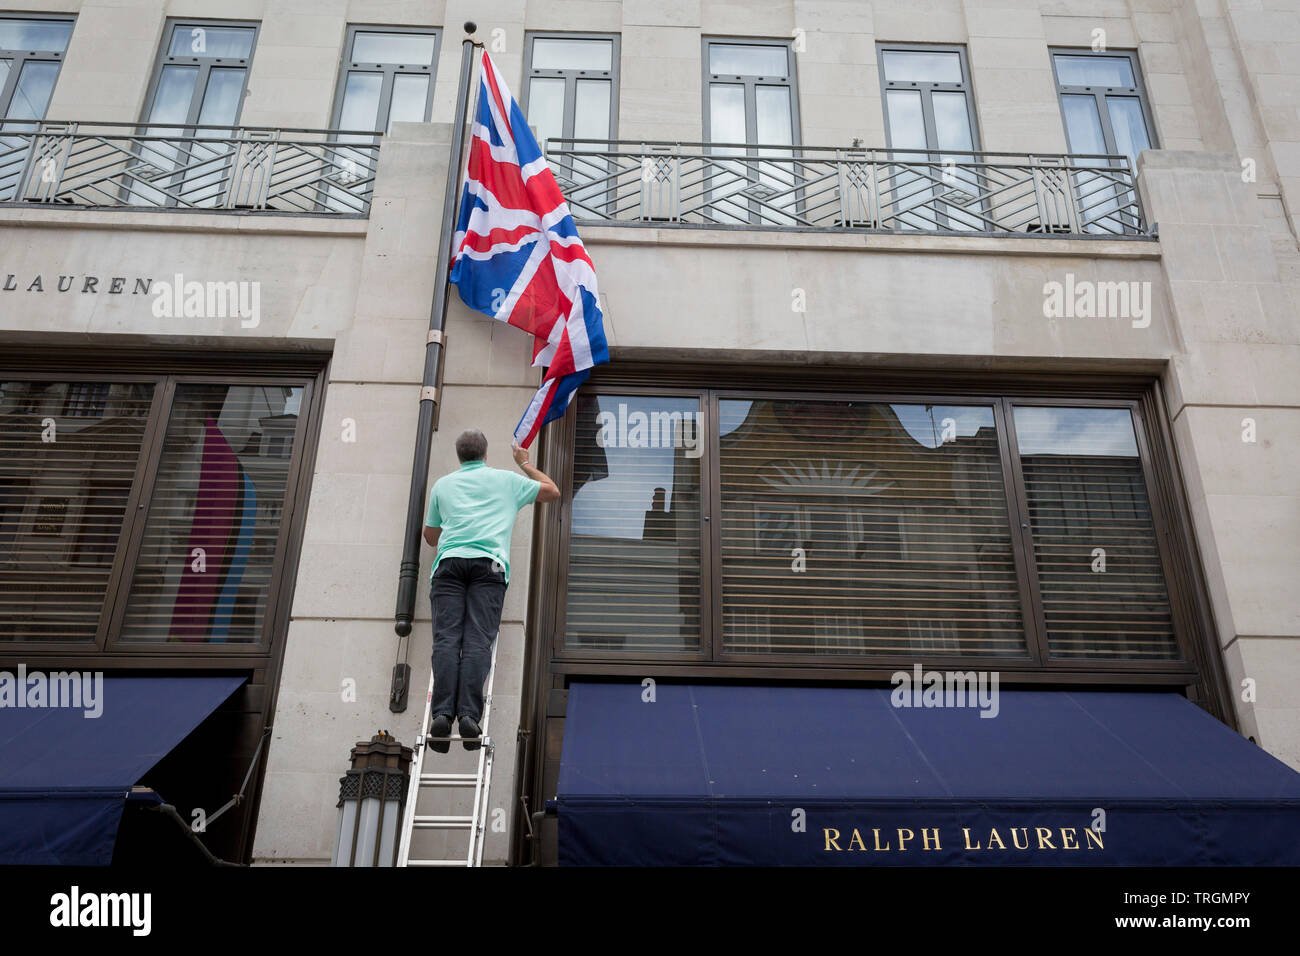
[0,0,1296,866]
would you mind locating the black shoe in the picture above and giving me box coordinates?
[458,715,482,751]
[428,714,452,754]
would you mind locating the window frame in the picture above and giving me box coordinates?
[552,385,713,663]
[0,11,76,121]
[520,31,620,151]
[1048,47,1158,161]
[0,352,324,662]
[877,42,982,153]
[329,24,440,134]
[701,36,801,149]
[538,366,1220,697]
[139,18,260,129]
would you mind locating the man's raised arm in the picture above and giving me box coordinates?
[512,443,560,503]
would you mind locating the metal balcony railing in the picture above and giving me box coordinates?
[544,139,1151,237]
[0,120,381,216]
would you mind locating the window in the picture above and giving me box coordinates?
[719,399,1024,658]
[0,14,74,202]
[0,14,73,122]
[1050,49,1154,235]
[143,21,258,129]
[0,381,152,640]
[702,38,800,224]
[523,32,618,214]
[324,27,437,213]
[1050,50,1155,168]
[135,20,258,207]
[878,45,978,153]
[1012,405,1174,660]
[564,394,702,654]
[878,44,981,230]
[523,33,618,153]
[331,26,438,134]
[553,381,1198,676]
[0,370,317,648]
[704,39,799,148]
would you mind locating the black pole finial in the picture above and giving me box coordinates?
[464,21,477,35]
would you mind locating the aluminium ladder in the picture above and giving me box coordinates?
[397,638,498,866]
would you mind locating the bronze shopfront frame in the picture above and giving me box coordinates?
[0,345,329,863]
[513,361,1234,865]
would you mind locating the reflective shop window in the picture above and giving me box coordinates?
[719,399,1025,657]
[564,394,702,653]
[118,384,303,644]
[1013,405,1176,660]
[557,389,1187,670]
[0,380,154,641]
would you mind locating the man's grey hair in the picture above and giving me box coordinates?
[455,429,488,463]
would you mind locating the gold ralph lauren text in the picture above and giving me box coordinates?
[823,826,1105,852]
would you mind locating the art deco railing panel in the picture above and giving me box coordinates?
[544,140,1150,237]
[0,121,380,216]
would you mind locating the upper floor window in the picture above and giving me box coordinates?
[0,14,74,122]
[1050,49,1155,169]
[878,44,978,153]
[143,20,257,128]
[878,44,981,230]
[523,33,619,152]
[332,26,439,134]
[130,21,258,208]
[703,38,799,148]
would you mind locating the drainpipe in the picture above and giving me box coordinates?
[390,22,480,712]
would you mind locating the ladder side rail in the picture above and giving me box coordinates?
[397,668,435,866]
[464,636,500,865]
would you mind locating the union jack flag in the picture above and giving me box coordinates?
[449,51,608,448]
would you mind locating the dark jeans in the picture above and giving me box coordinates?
[430,556,507,723]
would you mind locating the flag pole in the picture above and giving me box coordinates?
[390,21,480,712]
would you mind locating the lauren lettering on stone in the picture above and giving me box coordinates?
[2,273,153,294]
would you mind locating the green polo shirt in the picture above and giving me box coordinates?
[425,460,540,583]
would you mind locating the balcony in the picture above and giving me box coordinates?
[0,121,380,217]
[545,140,1151,238]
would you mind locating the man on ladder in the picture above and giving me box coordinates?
[422,428,559,753]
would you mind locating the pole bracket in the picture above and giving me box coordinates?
[427,329,446,346]
[420,386,439,403]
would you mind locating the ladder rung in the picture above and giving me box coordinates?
[420,772,479,785]
[419,736,494,747]
[420,735,490,742]
[407,859,473,867]
[413,815,474,829]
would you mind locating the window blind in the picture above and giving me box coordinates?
[564,394,702,653]
[0,380,153,641]
[1013,406,1177,660]
[718,400,1027,657]
[118,383,301,644]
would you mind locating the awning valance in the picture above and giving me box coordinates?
[556,683,1300,866]
[0,674,246,865]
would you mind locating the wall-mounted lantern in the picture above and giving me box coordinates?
[331,731,412,867]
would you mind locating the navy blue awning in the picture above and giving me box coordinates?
[0,675,245,865]
[557,683,1300,866]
